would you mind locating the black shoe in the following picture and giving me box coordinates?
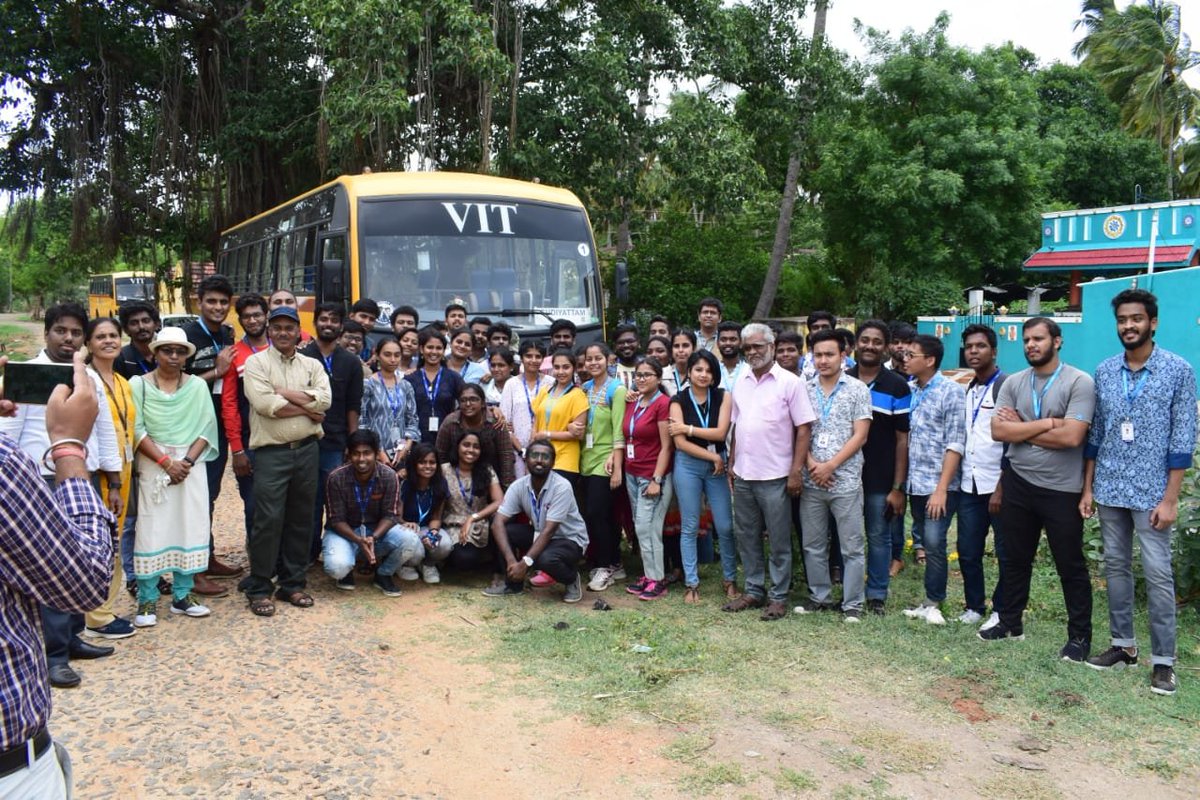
[830,566,843,585]
[1059,637,1090,664]
[125,579,137,598]
[792,599,835,615]
[373,573,402,597]
[336,573,356,591]
[157,577,172,596]
[482,583,523,597]
[867,598,886,616]
[1086,646,1138,671]
[49,663,81,688]
[69,640,115,660]
[978,622,1024,642]
[1151,665,1177,696]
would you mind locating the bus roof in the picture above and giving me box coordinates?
[220,172,587,236]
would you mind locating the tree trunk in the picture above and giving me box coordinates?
[507,2,522,165]
[753,152,801,319]
[813,0,829,44]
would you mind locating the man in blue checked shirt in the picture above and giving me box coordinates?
[1080,289,1196,695]
[900,334,966,626]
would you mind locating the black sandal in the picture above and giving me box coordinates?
[249,596,275,617]
[274,588,314,608]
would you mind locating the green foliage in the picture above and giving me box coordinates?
[1171,457,1200,604]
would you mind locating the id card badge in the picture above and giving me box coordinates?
[586,432,594,449]
[429,416,439,432]
[707,443,717,454]
[125,442,135,463]
[816,432,831,450]
[1120,420,1134,442]
[390,426,401,445]
[212,377,224,395]
[627,443,635,460]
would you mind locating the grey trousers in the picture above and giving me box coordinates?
[1098,504,1177,666]
[800,485,866,611]
[733,477,794,602]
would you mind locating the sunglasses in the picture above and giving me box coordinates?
[157,346,189,357]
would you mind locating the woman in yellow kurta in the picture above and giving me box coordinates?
[84,318,137,638]
[531,348,588,486]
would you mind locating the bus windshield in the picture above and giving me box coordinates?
[357,197,601,332]
[115,276,156,303]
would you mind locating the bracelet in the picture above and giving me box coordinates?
[689,425,694,437]
[49,438,87,451]
[183,456,196,466]
[232,450,245,456]
[156,454,171,467]
[41,443,88,472]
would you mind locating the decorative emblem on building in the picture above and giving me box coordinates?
[1102,214,1125,239]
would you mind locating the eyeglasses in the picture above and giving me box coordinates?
[158,346,189,357]
[633,372,657,380]
[906,351,929,360]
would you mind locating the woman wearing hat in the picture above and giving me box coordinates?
[128,327,220,627]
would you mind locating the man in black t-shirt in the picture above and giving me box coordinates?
[115,301,159,380]
[848,320,911,615]
[300,302,364,561]
[181,274,241,594]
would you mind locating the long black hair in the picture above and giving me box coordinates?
[400,442,449,508]
[448,430,492,498]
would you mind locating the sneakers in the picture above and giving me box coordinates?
[978,611,1001,631]
[903,600,945,625]
[957,609,983,625]
[530,570,556,587]
[335,574,356,591]
[420,564,441,584]
[1059,638,1090,664]
[588,567,615,592]
[843,609,863,623]
[169,595,212,618]
[133,602,158,628]
[84,618,137,640]
[398,566,420,581]
[793,600,835,615]
[1151,665,1177,696]
[1086,646,1138,671]
[482,583,523,597]
[626,577,650,595]
[563,575,583,603]
[373,573,403,597]
[609,565,627,581]
[978,622,1025,641]
[637,580,667,601]
[867,599,886,616]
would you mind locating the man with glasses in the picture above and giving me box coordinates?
[901,334,966,626]
[724,324,815,621]
[695,297,723,352]
[222,295,271,544]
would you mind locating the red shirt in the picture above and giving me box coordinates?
[221,337,270,452]
[621,392,672,478]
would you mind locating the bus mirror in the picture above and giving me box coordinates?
[614,260,629,303]
[322,259,346,303]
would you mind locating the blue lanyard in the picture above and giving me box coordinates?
[523,376,543,420]
[528,485,547,529]
[456,470,474,506]
[672,367,686,393]
[817,381,843,421]
[138,357,153,374]
[687,388,710,429]
[200,323,225,356]
[414,487,432,525]
[379,374,404,419]
[243,336,267,354]
[420,367,444,404]
[910,373,941,412]
[1030,363,1063,419]
[585,378,609,428]
[969,371,1002,426]
[542,384,571,429]
[1121,366,1150,409]
[353,477,376,522]
[628,392,661,440]
[322,353,334,375]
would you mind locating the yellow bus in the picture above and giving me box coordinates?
[216,171,605,342]
[88,271,157,319]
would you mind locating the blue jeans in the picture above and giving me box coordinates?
[322,524,423,578]
[956,490,1005,614]
[1098,504,1176,666]
[121,476,138,578]
[909,491,959,604]
[311,448,346,560]
[889,512,905,561]
[864,492,891,601]
[674,450,735,587]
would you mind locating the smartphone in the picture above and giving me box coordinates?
[0,362,73,405]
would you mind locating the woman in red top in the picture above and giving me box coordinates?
[622,357,674,600]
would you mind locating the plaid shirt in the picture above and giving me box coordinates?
[0,434,114,750]
[906,374,967,495]
[324,462,400,529]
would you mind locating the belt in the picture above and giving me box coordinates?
[259,435,318,450]
[0,726,52,779]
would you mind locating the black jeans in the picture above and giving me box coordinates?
[997,470,1092,642]
[246,438,319,598]
[495,522,583,589]
[205,411,229,561]
[582,474,621,568]
[446,541,495,573]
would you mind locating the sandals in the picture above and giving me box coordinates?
[913,547,926,566]
[722,594,764,613]
[684,587,700,604]
[723,580,741,600]
[889,558,905,577]
[760,600,788,621]
[274,588,314,608]
[249,597,275,617]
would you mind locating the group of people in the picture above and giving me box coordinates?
[0,281,1192,730]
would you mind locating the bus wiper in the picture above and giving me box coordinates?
[475,308,557,323]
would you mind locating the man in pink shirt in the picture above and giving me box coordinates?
[725,323,816,621]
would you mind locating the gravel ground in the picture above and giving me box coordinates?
[51,469,683,799]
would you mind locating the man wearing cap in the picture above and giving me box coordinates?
[240,306,331,616]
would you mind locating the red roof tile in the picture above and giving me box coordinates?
[1024,245,1195,270]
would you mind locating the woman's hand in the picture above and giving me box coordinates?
[644,480,661,498]
[711,454,726,476]
[666,419,690,438]
[566,419,585,439]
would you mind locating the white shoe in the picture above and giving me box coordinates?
[925,607,946,625]
[133,606,157,628]
[979,611,1000,631]
[420,564,441,584]
[902,604,930,620]
[398,566,420,581]
[609,565,627,581]
[588,567,614,592]
[957,609,983,625]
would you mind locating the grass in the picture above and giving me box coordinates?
[679,762,746,794]
[774,766,819,793]
[437,535,1200,795]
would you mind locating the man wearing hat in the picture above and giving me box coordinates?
[240,306,331,616]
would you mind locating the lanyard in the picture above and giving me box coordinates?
[542,384,571,429]
[673,367,686,393]
[200,323,225,356]
[99,376,131,445]
[1030,363,1063,420]
[137,353,153,374]
[379,374,404,419]
[321,353,334,375]
[628,392,661,440]
[523,375,543,420]
[585,378,609,428]
[414,487,432,525]
[420,366,444,404]
[1121,366,1150,409]
[353,477,376,522]
[687,388,710,429]
[243,336,267,354]
[969,371,1002,426]
[456,470,474,506]
[528,485,546,529]
[817,381,843,421]
[910,373,941,413]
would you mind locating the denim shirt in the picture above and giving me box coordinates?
[906,374,967,495]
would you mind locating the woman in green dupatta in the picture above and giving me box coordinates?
[128,328,219,628]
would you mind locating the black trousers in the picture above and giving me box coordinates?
[246,438,319,598]
[446,541,495,573]
[582,474,621,568]
[495,522,583,589]
[997,470,1093,642]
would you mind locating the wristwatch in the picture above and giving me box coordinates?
[651,476,664,486]
[522,555,535,568]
